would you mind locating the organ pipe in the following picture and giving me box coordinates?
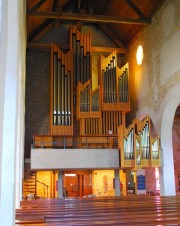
[124,129,134,160]
[92,90,99,111]
[117,63,129,103]
[51,44,72,130]
[140,122,150,159]
[53,52,58,125]
[118,116,161,169]
[71,27,91,90]
[67,72,71,126]
[102,56,117,103]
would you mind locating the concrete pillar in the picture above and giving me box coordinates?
[58,171,63,198]
[15,1,26,207]
[0,1,26,225]
[114,170,120,196]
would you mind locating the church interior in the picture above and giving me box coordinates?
[24,0,179,199]
[0,0,180,225]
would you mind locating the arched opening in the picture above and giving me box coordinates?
[160,91,180,196]
[172,105,180,193]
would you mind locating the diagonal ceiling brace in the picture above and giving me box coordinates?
[28,18,54,42]
[125,0,147,19]
[28,0,60,42]
[28,0,47,12]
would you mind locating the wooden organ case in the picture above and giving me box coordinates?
[50,26,130,147]
[118,116,161,170]
[49,25,161,168]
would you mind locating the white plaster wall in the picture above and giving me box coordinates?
[0,0,7,203]
[0,0,26,225]
[128,0,180,196]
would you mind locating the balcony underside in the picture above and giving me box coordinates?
[31,148,119,170]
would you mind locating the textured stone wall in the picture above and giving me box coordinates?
[128,0,180,118]
[25,50,50,158]
[128,0,180,193]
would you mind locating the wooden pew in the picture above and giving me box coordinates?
[16,196,180,225]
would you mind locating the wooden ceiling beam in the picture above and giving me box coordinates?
[125,0,147,19]
[27,11,151,25]
[27,42,128,54]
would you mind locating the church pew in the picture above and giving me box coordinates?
[16,196,180,225]
[15,219,45,225]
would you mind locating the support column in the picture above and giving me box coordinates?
[114,170,120,196]
[58,171,63,198]
[15,1,26,207]
[0,1,26,225]
[78,174,83,197]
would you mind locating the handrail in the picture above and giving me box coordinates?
[32,134,118,149]
[33,134,117,138]
[35,179,49,198]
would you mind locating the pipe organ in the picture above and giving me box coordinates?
[50,26,130,138]
[118,116,161,170]
[48,25,161,167]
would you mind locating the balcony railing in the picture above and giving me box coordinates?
[32,135,118,149]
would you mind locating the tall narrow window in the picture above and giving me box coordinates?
[136,45,143,65]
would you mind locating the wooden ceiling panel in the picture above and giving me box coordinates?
[132,0,164,17]
[109,23,142,47]
[26,0,164,47]
[27,0,54,37]
[104,0,139,18]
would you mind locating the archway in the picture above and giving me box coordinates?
[160,85,180,196]
[172,105,180,193]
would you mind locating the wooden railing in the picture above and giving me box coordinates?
[35,180,49,199]
[32,116,161,169]
[32,134,118,149]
